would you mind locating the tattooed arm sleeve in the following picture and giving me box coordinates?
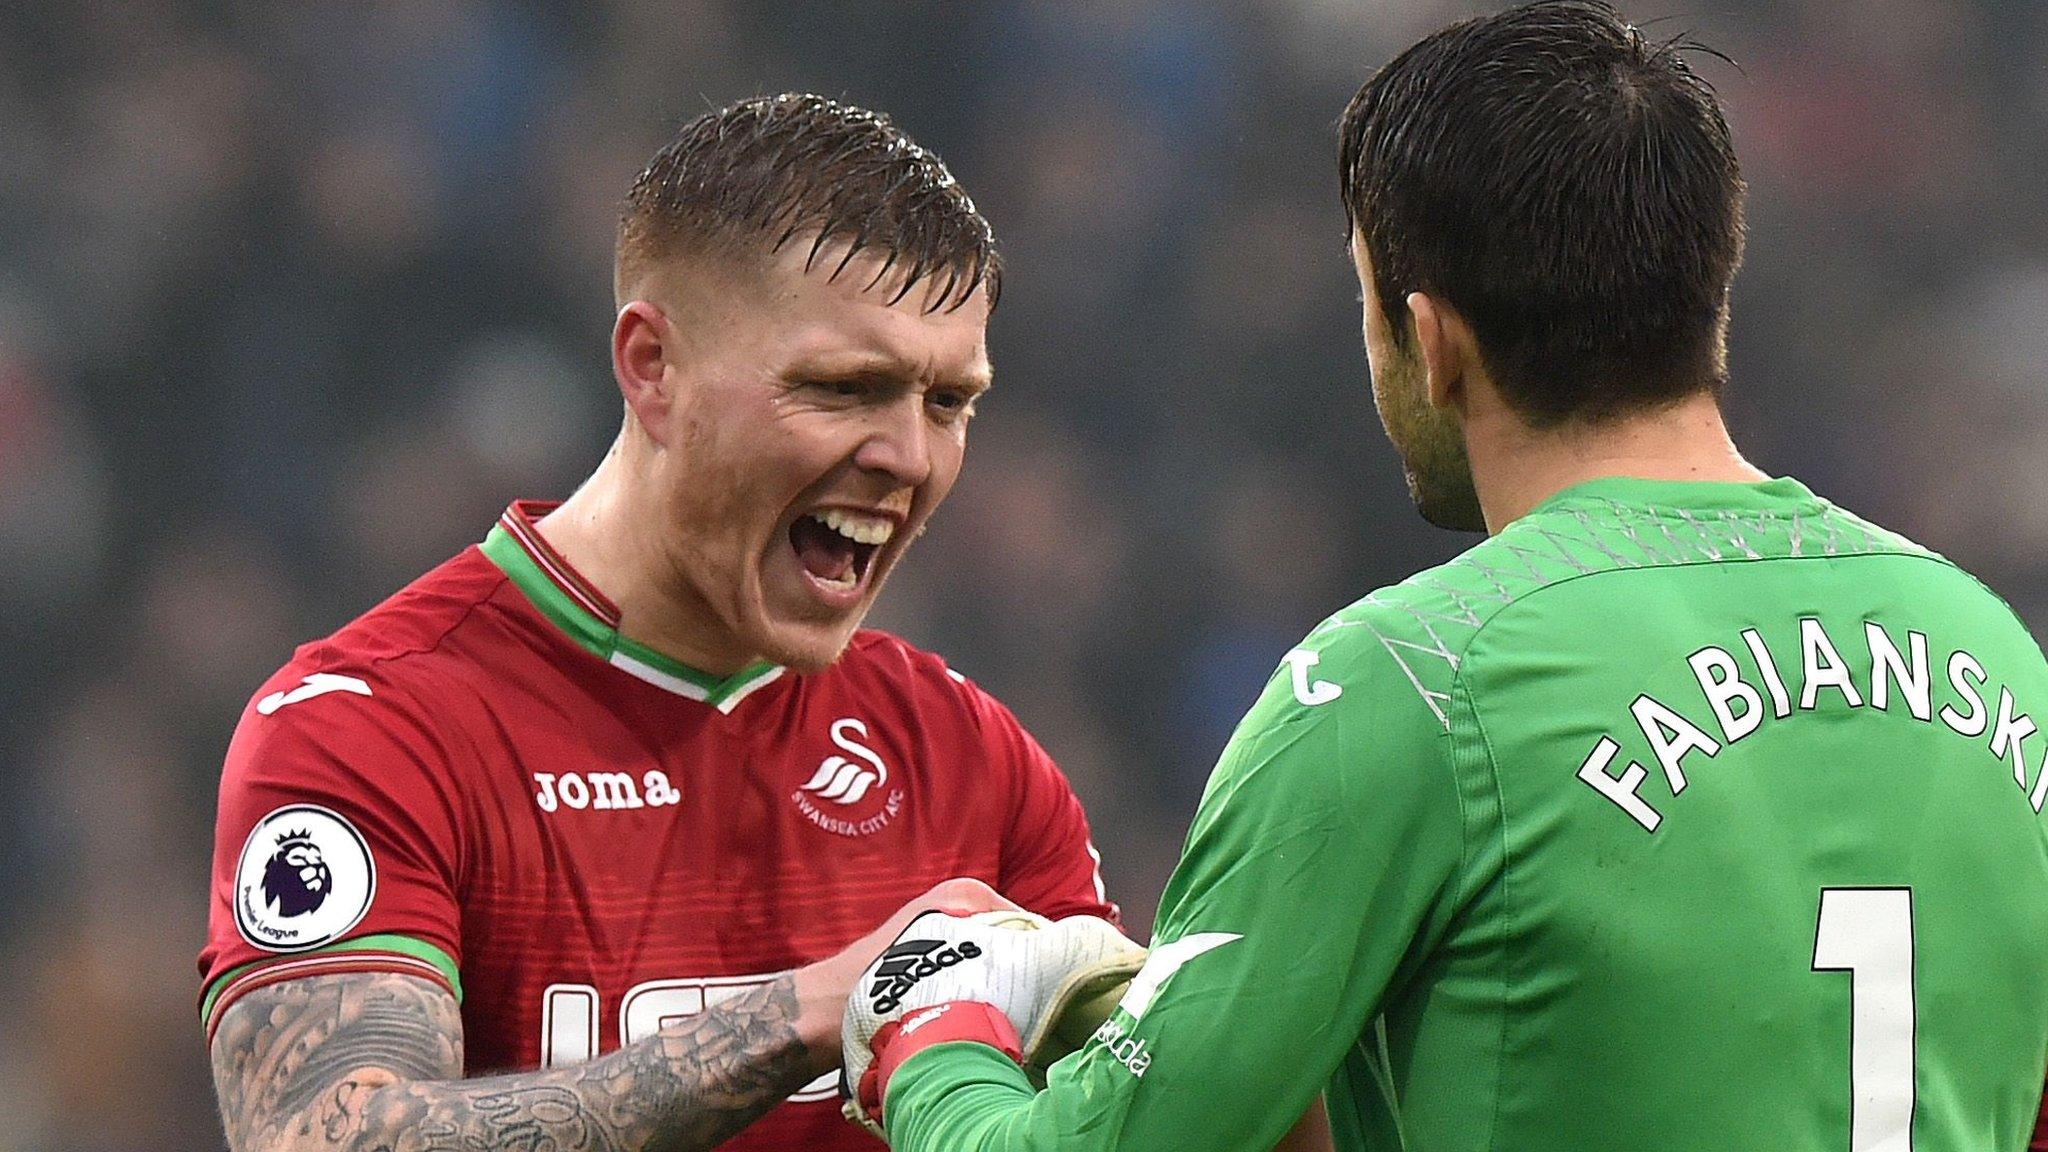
[209,971,816,1152]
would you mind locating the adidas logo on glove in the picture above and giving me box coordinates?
[867,938,984,1014]
[840,909,1150,1140]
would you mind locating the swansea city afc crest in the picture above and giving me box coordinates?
[234,804,376,952]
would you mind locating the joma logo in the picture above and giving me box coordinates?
[533,770,682,813]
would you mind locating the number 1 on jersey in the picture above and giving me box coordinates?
[1812,886,1916,1152]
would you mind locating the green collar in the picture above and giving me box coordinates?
[480,502,785,714]
[1533,474,1821,516]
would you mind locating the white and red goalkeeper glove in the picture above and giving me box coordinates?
[839,909,1146,1138]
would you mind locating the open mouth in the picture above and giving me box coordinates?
[789,508,894,594]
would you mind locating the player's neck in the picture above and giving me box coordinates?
[1466,390,1768,534]
[534,441,760,678]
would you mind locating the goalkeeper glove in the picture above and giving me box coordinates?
[840,909,1146,1138]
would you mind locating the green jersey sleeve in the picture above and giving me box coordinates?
[886,623,1466,1152]
[889,476,2048,1152]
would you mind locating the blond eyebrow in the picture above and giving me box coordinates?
[791,353,991,393]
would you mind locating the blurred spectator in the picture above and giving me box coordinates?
[0,309,110,629]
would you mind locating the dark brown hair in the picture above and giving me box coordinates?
[620,93,1000,313]
[1340,1,1745,426]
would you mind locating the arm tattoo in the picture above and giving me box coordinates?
[210,971,815,1152]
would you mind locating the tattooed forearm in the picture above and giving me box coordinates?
[210,971,815,1152]
[210,972,463,1150]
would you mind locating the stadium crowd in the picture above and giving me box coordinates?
[0,1,2044,1147]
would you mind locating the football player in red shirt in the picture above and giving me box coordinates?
[201,93,1117,1152]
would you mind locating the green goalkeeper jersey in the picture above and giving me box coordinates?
[887,476,2048,1152]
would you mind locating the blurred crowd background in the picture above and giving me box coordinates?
[2,1,2045,1147]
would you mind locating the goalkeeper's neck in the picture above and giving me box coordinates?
[1464,388,1768,535]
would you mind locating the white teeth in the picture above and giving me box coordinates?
[814,508,896,547]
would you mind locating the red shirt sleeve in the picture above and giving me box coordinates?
[954,674,1118,926]
[198,664,466,1039]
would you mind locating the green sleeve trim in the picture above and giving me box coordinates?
[201,934,462,1023]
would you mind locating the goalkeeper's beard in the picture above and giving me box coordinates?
[1403,418,1484,532]
[1378,363,1486,533]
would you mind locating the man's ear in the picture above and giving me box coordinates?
[613,300,675,443]
[1408,291,1470,415]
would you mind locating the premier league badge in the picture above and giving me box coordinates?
[235,804,375,952]
[263,829,332,918]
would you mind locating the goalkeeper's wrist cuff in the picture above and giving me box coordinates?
[859,1001,1023,1129]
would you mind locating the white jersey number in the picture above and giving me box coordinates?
[1811,887,1916,1152]
[541,977,839,1101]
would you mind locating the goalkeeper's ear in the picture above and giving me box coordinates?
[1406,289,1479,417]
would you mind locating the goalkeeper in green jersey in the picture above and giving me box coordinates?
[842,2,2048,1150]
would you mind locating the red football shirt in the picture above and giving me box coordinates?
[200,501,1114,1149]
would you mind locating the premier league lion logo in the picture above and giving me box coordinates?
[237,805,374,951]
[261,829,332,918]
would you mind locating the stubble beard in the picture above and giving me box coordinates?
[1404,421,1486,533]
[760,556,899,673]
[769,607,869,673]
[1379,366,1486,533]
